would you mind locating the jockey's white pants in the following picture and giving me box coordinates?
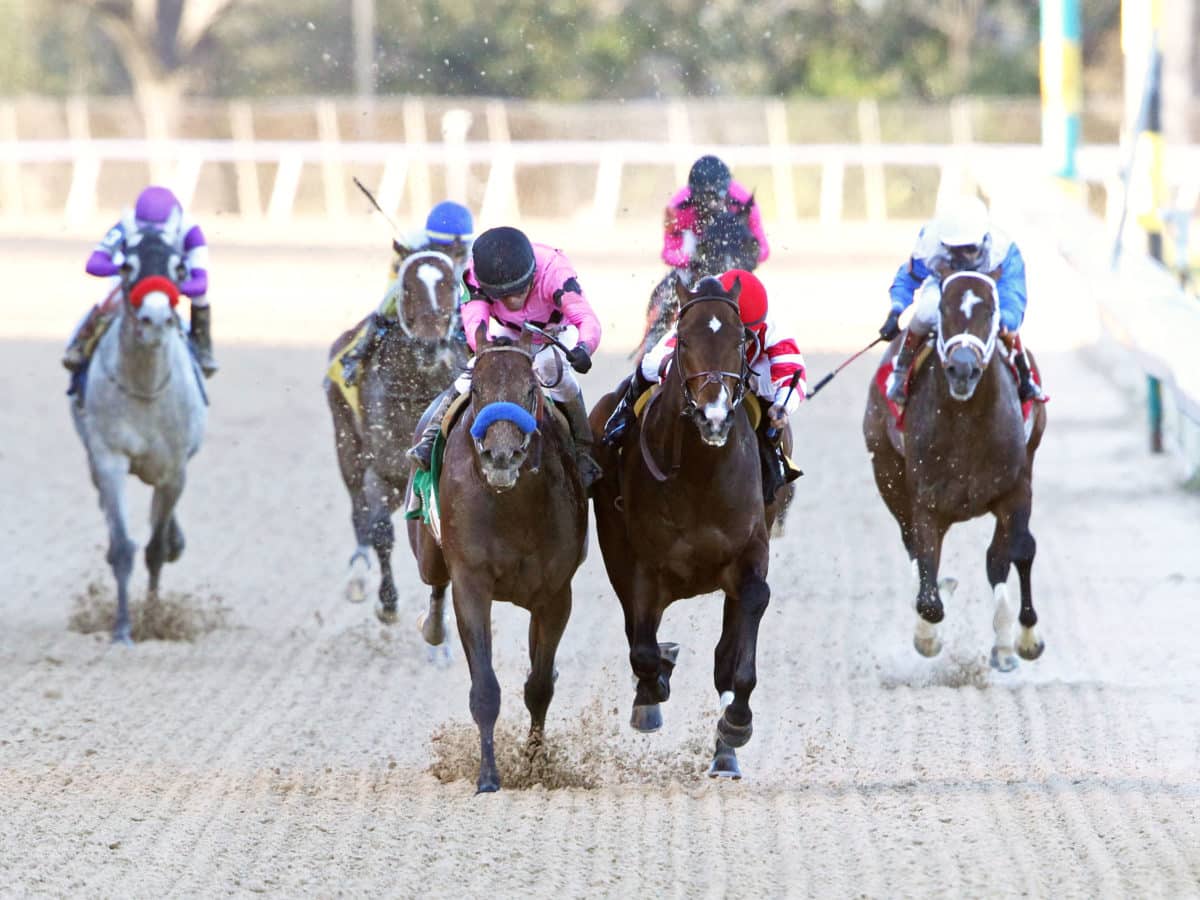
[453,323,584,404]
[906,276,942,337]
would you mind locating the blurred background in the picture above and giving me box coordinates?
[1,0,1198,472]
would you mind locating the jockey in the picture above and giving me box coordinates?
[879,195,1042,406]
[63,185,216,377]
[662,155,770,282]
[342,200,475,387]
[603,268,806,447]
[407,226,604,488]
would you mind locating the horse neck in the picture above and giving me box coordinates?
[113,310,176,393]
[374,328,462,398]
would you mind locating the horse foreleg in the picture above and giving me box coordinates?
[986,510,1018,672]
[713,594,738,707]
[363,469,398,624]
[911,510,948,658]
[93,454,136,644]
[145,476,185,599]
[524,588,572,745]
[453,584,501,793]
[1009,501,1043,662]
[624,568,669,733]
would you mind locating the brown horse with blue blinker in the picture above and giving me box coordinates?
[863,269,1047,671]
[407,324,588,792]
[589,275,789,779]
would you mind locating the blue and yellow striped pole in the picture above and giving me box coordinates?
[1040,0,1082,178]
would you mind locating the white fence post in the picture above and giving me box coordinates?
[64,96,97,225]
[480,101,517,223]
[267,152,304,223]
[668,101,691,186]
[0,102,22,216]
[857,98,887,222]
[228,101,262,220]
[765,100,796,224]
[819,160,845,225]
[317,99,347,219]
[403,99,431,218]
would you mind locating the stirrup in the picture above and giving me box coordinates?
[886,369,908,405]
[1018,379,1044,403]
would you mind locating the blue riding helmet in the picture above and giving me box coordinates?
[425,201,474,244]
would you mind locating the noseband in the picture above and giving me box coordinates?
[936,271,999,367]
[672,295,750,416]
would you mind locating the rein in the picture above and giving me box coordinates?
[936,271,1000,366]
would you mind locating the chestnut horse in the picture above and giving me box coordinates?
[325,249,467,628]
[863,270,1047,671]
[590,276,788,779]
[407,325,588,792]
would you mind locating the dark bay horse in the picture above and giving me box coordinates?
[638,201,760,361]
[325,248,468,627]
[590,276,787,779]
[407,325,588,792]
[863,270,1047,671]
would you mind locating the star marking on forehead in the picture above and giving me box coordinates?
[708,315,722,333]
[960,289,983,318]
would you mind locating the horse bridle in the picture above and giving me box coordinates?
[935,271,1000,367]
[671,294,751,417]
[395,250,461,343]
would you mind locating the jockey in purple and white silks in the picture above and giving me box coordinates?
[406,225,604,490]
[880,195,1041,406]
[63,185,216,377]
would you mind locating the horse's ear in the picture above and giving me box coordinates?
[986,265,1003,282]
[674,275,692,305]
[743,192,756,218]
[392,239,412,259]
[725,275,742,302]
[518,326,533,355]
[474,321,488,349]
[932,259,954,280]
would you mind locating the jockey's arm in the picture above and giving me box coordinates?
[889,258,928,313]
[178,223,208,297]
[730,183,769,263]
[996,243,1028,333]
[555,274,603,355]
[459,297,492,352]
[661,204,690,268]
[85,223,124,278]
[639,328,677,384]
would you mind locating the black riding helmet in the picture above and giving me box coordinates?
[471,226,536,297]
[688,155,732,202]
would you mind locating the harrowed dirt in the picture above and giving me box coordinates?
[1,237,1198,895]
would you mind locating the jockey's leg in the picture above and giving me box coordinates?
[188,296,218,378]
[559,389,602,489]
[537,346,602,489]
[1007,331,1043,402]
[406,383,460,472]
[886,287,938,406]
[341,312,383,387]
[601,366,652,446]
[62,304,105,372]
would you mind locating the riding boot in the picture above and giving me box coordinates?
[341,313,381,388]
[561,391,603,490]
[1013,349,1043,402]
[62,305,106,372]
[602,368,651,446]
[189,305,219,378]
[886,328,923,406]
[406,386,458,472]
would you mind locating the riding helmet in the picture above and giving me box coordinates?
[134,185,182,226]
[471,226,537,296]
[719,269,768,328]
[936,195,990,248]
[425,200,474,244]
[688,155,732,200]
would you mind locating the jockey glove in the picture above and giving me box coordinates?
[879,309,902,341]
[566,345,593,374]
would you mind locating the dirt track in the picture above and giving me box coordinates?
[2,238,1199,896]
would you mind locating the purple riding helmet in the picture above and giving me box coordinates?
[135,185,182,226]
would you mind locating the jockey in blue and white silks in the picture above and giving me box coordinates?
[879,196,1041,405]
[63,185,217,377]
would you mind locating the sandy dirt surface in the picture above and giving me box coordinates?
[1,232,1198,896]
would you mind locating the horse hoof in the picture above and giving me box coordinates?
[707,739,742,779]
[913,634,942,658]
[375,603,399,626]
[345,576,368,604]
[990,646,1019,673]
[475,775,501,794]
[630,703,663,733]
[717,713,753,749]
[1017,635,1046,661]
[111,629,133,647]
[417,611,446,646]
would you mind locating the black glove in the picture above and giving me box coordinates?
[879,309,902,341]
[566,345,592,374]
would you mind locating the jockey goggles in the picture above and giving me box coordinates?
[477,266,535,301]
[944,242,985,272]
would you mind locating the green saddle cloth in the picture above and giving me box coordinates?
[405,430,445,534]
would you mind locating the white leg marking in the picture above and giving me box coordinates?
[719,690,734,712]
[991,582,1018,671]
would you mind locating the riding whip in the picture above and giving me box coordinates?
[352,176,402,235]
[804,335,887,400]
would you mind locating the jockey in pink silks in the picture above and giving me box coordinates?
[406,226,603,488]
[63,185,216,377]
[662,155,770,280]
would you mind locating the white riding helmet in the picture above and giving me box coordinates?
[935,196,990,248]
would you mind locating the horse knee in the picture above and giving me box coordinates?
[1011,530,1036,564]
[369,515,394,549]
[107,538,135,576]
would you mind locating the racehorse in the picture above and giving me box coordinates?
[69,225,207,644]
[638,201,760,361]
[590,275,787,779]
[863,269,1047,671]
[325,248,467,628]
[407,324,588,792]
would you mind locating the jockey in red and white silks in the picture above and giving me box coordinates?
[606,269,804,447]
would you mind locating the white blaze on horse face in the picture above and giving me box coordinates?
[416,263,445,311]
[703,384,730,429]
[138,291,173,325]
[708,315,722,333]
[960,288,984,320]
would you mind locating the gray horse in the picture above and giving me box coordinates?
[69,228,208,644]
[325,248,468,636]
